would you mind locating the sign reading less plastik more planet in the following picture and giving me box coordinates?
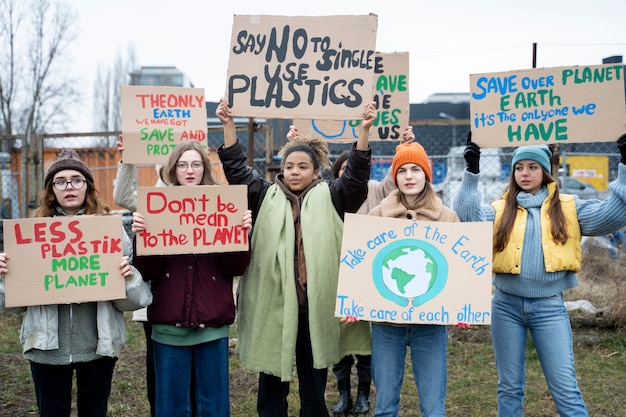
[470,63,626,148]
[293,51,410,142]
[135,185,248,256]
[121,85,208,165]
[225,14,378,120]
[3,215,126,307]
[336,214,493,325]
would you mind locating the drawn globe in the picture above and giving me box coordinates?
[379,245,438,298]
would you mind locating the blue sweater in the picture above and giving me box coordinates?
[454,164,626,298]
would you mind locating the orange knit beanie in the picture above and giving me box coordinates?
[391,142,432,185]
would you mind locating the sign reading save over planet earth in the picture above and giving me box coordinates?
[336,214,493,325]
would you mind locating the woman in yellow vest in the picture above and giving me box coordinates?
[454,134,626,417]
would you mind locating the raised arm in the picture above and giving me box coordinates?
[356,101,376,151]
[216,98,237,148]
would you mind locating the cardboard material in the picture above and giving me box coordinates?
[121,85,208,164]
[469,64,626,148]
[293,52,410,142]
[3,215,126,307]
[135,185,248,256]
[336,214,493,325]
[225,14,378,120]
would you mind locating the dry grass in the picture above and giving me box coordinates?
[566,242,626,323]
[1,246,625,416]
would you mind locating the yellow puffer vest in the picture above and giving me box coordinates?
[491,182,582,273]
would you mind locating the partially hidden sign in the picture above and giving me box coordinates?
[470,64,626,148]
[336,214,493,325]
[136,185,248,256]
[293,52,410,142]
[225,14,378,120]
[3,215,126,307]
[121,85,208,165]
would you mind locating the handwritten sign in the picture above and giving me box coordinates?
[135,185,248,255]
[293,52,410,142]
[336,214,493,325]
[470,64,626,148]
[225,14,378,120]
[3,216,126,307]
[121,85,208,165]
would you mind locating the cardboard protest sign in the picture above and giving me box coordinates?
[3,215,126,307]
[470,64,626,148]
[136,185,248,256]
[225,14,378,120]
[293,52,410,142]
[336,214,493,325]
[121,85,208,164]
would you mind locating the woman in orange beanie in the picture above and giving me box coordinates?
[368,141,459,417]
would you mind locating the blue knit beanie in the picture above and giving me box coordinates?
[511,145,552,172]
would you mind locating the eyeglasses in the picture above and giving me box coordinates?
[176,161,204,171]
[52,178,87,191]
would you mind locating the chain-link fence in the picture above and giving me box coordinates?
[0,118,620,229]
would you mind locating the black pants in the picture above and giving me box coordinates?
[257,312,330,417]
[30,357,116,417]
[143,322,156,417]
[332,353,372,381]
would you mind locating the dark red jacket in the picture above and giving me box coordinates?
[133,250,250,328]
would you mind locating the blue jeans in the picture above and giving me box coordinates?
[153,338,230,417]
[371,323,447,417]
[491,289,589,417]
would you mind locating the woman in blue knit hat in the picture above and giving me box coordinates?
[454,134,626,417]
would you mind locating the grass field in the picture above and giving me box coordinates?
[1,246,625,416]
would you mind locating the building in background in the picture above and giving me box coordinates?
[129,66,194,87]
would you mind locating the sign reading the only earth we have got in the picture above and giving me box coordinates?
[3,216,126,307]
[135,185,248,256]
[336,214,493,325]
[470,63,626,148]
[121,85,208,165]
[225,14,378,121]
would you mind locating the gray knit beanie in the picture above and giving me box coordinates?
[44,149,94,185]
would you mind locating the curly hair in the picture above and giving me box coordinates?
[278,135,330,172]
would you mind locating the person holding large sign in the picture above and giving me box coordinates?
[328,125,415,416]
[455,133,626,417]
[0,149,152,417]
[131,140,252,417]
[216,98,374,417]
[366,142,459,417]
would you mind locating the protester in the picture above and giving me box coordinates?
[0,149,152,417]
[132,140,252,417]
[112,136,165,417]
[454,133,626,417]
[366,141,459,417]
[328,125,415,416]
[216,98,374,417]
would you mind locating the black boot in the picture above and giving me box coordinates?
[352,378,371,415]
[333,378,353,416]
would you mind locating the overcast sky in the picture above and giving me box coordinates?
[64,0,626,132]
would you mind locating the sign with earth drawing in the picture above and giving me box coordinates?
[336,213,493,325]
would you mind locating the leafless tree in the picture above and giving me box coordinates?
[0,0,79,151]
[92,44,137,145]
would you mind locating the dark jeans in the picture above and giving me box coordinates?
[30,357,117,417]
[145,322,197,417]
[257,312,330,417]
